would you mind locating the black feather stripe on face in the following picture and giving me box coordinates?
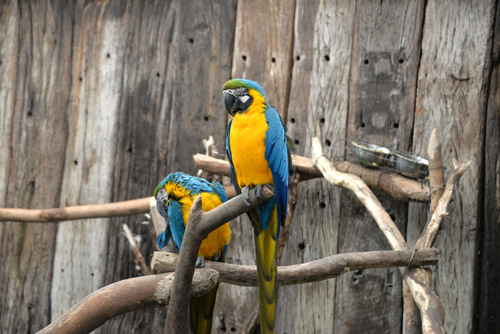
[223,88,253,115]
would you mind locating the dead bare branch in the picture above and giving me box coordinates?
[0,198,150,222]
[165,186,274,333]
[311,137,453,334]
[38,269,219,334]
[152,248,439,286]
[193,153,431,202]
[123,224,151,276]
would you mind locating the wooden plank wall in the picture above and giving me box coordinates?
[0,0,498,333]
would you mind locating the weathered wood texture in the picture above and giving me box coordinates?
[336,1,425,333]
[0,0,497,333]
[0,1,72,332]
[479,1,500,333]
[407,1,495,334]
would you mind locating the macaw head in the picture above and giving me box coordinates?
[222,78,267,116]
[154,179,170,219]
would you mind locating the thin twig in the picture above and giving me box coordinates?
[415,159,471,249]
[123,224,151,276]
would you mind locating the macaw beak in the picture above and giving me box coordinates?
[155,188,169,219]
[223,90,237,116]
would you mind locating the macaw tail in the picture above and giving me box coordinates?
[189,284,219,334]
[253,209,279,334]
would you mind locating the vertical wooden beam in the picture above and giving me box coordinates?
[280,1,355,333]
[336,1,425,332]
[51,0,127,322]
[0,0,73,332]
[221,1,296,332]
[407,0,496,332]
[478,1,500,332]
[230,0,296,119]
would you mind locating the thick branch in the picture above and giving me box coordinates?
[38,270,219,334]
[152,248,439,286]
[165,186,274,333]
[0,197,151,222]
[193,153,431,202]
[312,137,407,250]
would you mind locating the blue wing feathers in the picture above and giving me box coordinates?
[264,107,289,230]
[167,200,185,249]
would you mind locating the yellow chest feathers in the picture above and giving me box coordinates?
[229,91,273,187]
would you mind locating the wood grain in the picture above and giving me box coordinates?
[278,1,356,333]
[407,1,496,332]
[0,1,73,332]
[478,1,500,331]
[336,1,425,332]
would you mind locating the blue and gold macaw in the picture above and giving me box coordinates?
[223,79,289,333]
[154,172,231,334]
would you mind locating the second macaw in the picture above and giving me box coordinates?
[155,172,231,334]
[223,78,289,333]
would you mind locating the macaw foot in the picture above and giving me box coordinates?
[242,186,252,206]
[195,255,205,268]
[255,184,274,199]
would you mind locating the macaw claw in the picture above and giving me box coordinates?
[195,255,205,268]
[258,184,274,198]
[242,186,252,206]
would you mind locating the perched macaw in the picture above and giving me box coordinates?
[223,78,289,333]
[154,172,231,334]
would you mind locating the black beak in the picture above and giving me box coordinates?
[223,90,253,116]
[223,91,237,116]
[156,200,168,219]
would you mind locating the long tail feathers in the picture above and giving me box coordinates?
[190,284,219,334]
[254,209,278,334]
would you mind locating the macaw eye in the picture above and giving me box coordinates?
[234,87,247,95]
[156,188,168,202]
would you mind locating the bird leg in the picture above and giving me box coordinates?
[255,184,275,199]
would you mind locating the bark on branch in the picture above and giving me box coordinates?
[38,269,219,334]
[0,198,150,222]
[311,136,469,334]
[165,186,275,333]
[193,153,431,202]
[152,248,439,286]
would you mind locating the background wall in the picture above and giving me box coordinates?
[0,0,499,333]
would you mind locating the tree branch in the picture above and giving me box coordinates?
[165,186,274,333]
[0,197,151,222]
[312,137,407,251]
[152,248,439,286]
[123,223,151,276]
[193,153,431,202]
[415,159,471,249]
[311,137,453,334]
[38,269,219,334]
